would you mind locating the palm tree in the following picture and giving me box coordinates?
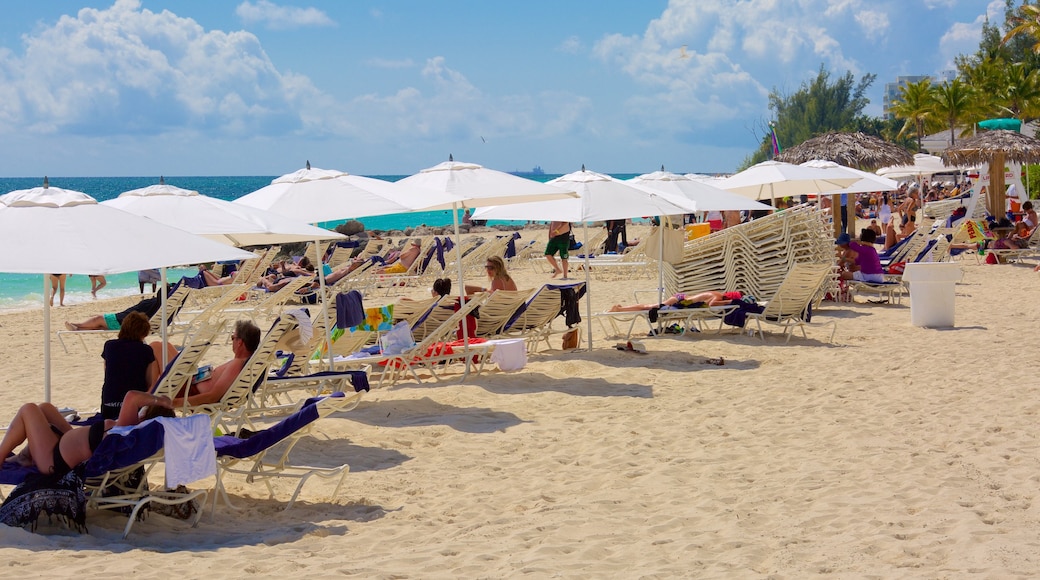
[1002,3,1040,54]
[930,79,985,146]
[890,78,938,149]
[1001,62,1040,121]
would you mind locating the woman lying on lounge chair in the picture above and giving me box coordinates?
[0,391,173,477]
[64,290,168,331]
[608,290,742,312]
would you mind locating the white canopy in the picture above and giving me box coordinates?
[105,181,345,247]
[0,185,254,274]
[397,158,577,210]
[799,160,900,194]
[877,153,963,179]
[717,160,859,201]
[234,163,463,223]
[628,169,773,211]
[471,168,698,222]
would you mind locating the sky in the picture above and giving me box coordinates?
[0,0,1005,177]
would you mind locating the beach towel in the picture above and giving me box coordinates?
[723,299,765,328]
[0,469,87,532]
[335,290,365,329]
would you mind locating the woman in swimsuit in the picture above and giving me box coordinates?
[0,391,172,477]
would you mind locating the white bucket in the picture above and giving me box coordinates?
[902,263,962,327]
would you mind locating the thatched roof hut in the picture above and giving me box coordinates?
[942,130,1040,216]
[776,132,913,171]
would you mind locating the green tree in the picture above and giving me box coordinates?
[1002,2,1040,56]
[930,79,985,145]
[890,78,939,149]
[743,65,875,168]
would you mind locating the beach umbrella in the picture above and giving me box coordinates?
[717,161,859,202]
[105,177,347,368]
[472,167,699,348]
[627,168,774,212]
[396,157,578,351]
[233,161,462,224]
[0,179,254,402]
[775,131,914,170]
[234,161,465,369]
[876,153,961,180]
[798,160,900,194]
[105,177,346,247]
[942,130,1040,217]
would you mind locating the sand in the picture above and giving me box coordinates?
[0,228,1038,578]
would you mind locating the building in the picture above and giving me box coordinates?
[882,71,957,120]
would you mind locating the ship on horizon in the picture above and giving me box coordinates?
[510,165,545,177]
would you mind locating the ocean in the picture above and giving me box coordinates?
[0,173,640,311]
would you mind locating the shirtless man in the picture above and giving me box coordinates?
[170,320,260,407]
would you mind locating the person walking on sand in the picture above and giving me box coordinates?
[545,221,571,279]
[89,275,107,299]
[49,274,67,307]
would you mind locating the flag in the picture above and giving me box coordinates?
[769,123,781,158]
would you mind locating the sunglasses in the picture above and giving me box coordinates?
[484,264,495,269]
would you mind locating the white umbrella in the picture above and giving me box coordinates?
[876,153,959,179]
[473,167,700,348]
[105,178,346,247]
[104,178,347,369]
[397,156,576,210]
[234,162,465,370]
[398,157,579,355]
[799,160,900,194]
[234,161,462,223]
[628,169,774,212]
[472,167,699,222]
[0,180,255,401]
[717,160,859,201]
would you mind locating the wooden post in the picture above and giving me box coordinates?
[832,194,842,239]
[989,153,1006,218]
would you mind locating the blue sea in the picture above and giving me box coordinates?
[0,173,640,311]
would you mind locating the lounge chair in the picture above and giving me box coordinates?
[0,416,211,538]
[747,263,837,343]
[57,285,192,354]
[502,281,586,351]
[212,391,363,510]
[472,289,532,338]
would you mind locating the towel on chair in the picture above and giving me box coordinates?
[336,290,365,329]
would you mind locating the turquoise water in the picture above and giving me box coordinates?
[0,173,638,310]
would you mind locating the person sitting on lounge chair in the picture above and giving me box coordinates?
[376,239,423,274]
[170,320,261,407]
[608,290,742,312]
[65,289,169,331]
[465,256,517,294]
[836,230,884,283]
[258,256,315,292]
[1,391,173,477]
[99,312,161,420]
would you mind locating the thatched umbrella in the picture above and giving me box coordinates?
[776,131,913,170]
[942,129,1040,217]
[777,132,913,237]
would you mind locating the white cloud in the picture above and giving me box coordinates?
[855,10,890,40]
[923,0,956,8]
[235,1,335,30]
[591,0,883,138]
[0,0,327,137]
[937,1,1002,70]
[558,36,582,54]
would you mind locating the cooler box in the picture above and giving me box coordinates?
[903,263,962,327]
[685,223,711,240]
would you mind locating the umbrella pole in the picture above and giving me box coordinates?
[583,223,593,351]
[43,276,52,403]
[160,268,169,368]
[452,203,474,376]
[316,239,333,371]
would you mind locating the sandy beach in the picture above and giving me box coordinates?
[0,227,1038,578]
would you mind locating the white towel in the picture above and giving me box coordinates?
[155,415,216,488]
[285,308,313,344]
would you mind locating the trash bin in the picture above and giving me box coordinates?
[902,263,962,327]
